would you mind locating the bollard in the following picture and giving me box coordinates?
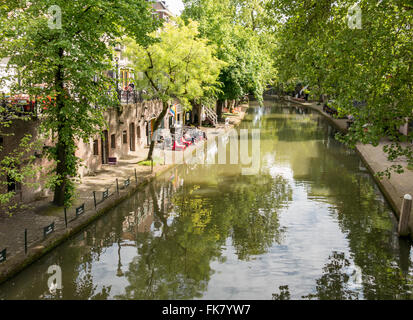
[135,168,138,186]
[64,207,68,228]
[398,194,412,237]
[24,229,27,254]
[93,191,97,209]
[116,178,119,195]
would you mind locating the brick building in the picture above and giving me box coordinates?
[151,0,174,21]
[0,96,181,204]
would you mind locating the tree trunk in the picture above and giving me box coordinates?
[53,137,68,206]
[147,101,169,161]
[190,100,202,127]
[216,99,224,122]
[53,48,70,206]
[229,99,235,113]
[189,99,197,125]
[191,106,195,124]
[198,104,202,127]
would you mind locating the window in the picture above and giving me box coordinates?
[93,140,99,155]
[120,70,130,89]
[129,123,135,151]
[7,174,21,192]
[111,134,116,149]
[7,175,15,192]
[122,131,127,144]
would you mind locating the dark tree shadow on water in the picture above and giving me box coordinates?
[273,251,360,300]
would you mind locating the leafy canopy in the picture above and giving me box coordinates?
[0,0,158,206]
[125,18,226,109]
[182,0,276,103]
[270,0,413,176]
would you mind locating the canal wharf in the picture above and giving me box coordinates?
[284,96,413,239]
[0,104,248,284]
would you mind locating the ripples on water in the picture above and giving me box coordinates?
[1,98,413,300]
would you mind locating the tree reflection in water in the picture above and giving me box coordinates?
[117,171,292,299]
[1,99,412,300]
[273,252,359,300]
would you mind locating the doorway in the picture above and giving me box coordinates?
[101,130,109,164]
[129,122,136,151]
[137,126,141,145]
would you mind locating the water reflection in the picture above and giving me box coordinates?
[1,98,412,300]
[116,167,291,299]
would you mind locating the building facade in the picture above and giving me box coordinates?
[151,1,174,21]
[0,97,181,204]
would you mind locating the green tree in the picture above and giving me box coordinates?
[270,0,413,176]
[125,18,225,160]
[0,6,43,214]
[116,183,224,300]
[0,0,157,207]
[182,0,275,118]
[0,108,42,214]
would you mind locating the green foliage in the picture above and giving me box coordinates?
[0,98,43,215]
[270,0,413,176]
[137,158,162,166]
[0,133,42,215]
[272,285,291,300]
[302,252,359,300]
[125,18,225,108]
[0,0,158,206]
[182,0,276,103]
[125,18,225,160]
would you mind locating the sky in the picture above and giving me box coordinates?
[164,0,185,16]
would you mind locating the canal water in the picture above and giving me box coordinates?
[1,98,412,300]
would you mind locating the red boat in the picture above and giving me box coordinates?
[172,140,186,151]
[180,136,192,147]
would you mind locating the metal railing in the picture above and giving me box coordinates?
[204,105,218,126]
[0,88,144,120]
[0,99,38,120]
[0,171,140,265]
[117,89,143,105]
